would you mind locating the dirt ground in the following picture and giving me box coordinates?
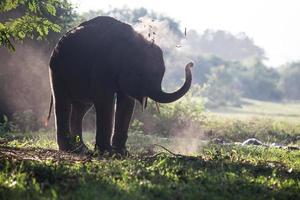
[0,145,93,163]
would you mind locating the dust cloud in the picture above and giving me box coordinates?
[134,18,207,154]
[170,123,208,155]
[134,16,195,91]
[0,41,51,126]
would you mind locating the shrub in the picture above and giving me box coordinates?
[12,110,40,133]
[0,115,16,134]
[132,90,205,136]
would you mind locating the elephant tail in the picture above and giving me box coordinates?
[44,95,53,127]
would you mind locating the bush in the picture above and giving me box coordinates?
[202,64,243,108]
[201,60,283,107]
[132,90,205,136]
[12,110,40,133]
[279,62,300,100]
[201,115,300,144]
[0,115,16,134]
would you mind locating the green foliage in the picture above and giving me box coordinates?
[132,90,205,136]
[12,110,40,133]
[0,0,72,51]
[200,59,283,107]
[191,56,226,85]
[130,119,144,135]
[0,115,16,134]
[1,14,60,42]
[0,0,61,14]
[279,62,300,100]
[239,61,282,101]
[0,0,76,123]
[0,134,299,199]
[156,94,204,124]
[202,115,300,144]
[131,96,300,144]
[202,63,243,108]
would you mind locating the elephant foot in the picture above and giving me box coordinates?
[94,145,130,158]
[59,144,91,155]
[59,140,90,155]
[70,143,91,155]
[94,144,113,156]
[58,140,74,152]
[112,147,130,157]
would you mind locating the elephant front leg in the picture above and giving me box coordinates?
[112,92,135,154]
[94,92,116,153]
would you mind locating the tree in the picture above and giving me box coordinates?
[280,62,300,100]
[239,61,282,101]
[0,0,72,51]
[188,30,266,61]
[202,62,243,107]
[0,0,75,124]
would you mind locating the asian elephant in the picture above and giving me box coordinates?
[47,16,193,154]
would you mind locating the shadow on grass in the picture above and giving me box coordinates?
[137,153,300,200]
[0,145,299,200]
[0,156,141,200]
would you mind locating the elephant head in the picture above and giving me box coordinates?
[117,32,193,107]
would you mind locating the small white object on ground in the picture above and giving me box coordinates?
[242,138,263,146]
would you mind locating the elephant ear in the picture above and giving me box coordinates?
[116,33,150,103]
[117,61,145,103]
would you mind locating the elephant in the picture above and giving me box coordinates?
[46,16,193,155]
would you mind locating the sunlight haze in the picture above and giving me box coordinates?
[71,0,300,67]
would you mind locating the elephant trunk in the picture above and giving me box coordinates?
[149,62,193,103]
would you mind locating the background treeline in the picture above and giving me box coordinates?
[1,3,300,133]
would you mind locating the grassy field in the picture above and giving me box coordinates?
[204,99,300,145]
[0,131,299,200]
[210,98,300,122]
[0,99,300,199]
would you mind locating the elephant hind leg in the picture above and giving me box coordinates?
[51,70,74,152]
[70,102,92,152]
[54,98,72,151]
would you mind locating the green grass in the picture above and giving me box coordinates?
[1,99,300,199]
[199,114,300,145]
[0,132,299,200]
[203,99,300,145]
[210,98,300,122]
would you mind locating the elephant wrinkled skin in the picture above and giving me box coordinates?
[48,16,193,154]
